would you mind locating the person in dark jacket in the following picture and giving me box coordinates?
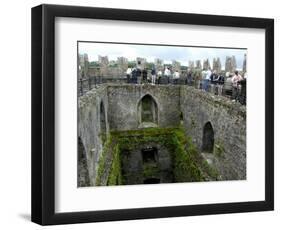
[187,70,193,86]
[136,67,142,84]
[217,73,224,95]
[131,68,137,84]
[238,78,246,105]
[210,70,219,94]
[142,68,148,83]
[151,67,156,85]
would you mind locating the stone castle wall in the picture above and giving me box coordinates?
[180,87,246,180]
[106,85,181,130]
[78,85,109,185]
[78,84,246,184]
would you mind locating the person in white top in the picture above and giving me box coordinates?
[231,70,243,88]
[164,67,170,76]
[231,70,243,101]
[126,67,132,83]
[201,69,208,91]
[164,67,171,84]
[151,67,156,85]
[204,68,212,91]
[206,68,212,80]
[173,70,180,84]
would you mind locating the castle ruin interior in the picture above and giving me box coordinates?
[78,84,246,187]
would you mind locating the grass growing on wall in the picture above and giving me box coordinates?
[170,129,203,182]
[107,144,123,185]
[95,135,113,186]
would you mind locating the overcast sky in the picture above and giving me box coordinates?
[79,42,246,69]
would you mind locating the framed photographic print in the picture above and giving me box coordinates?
[31,4,274,225]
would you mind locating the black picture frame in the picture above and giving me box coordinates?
[31,4,274,225]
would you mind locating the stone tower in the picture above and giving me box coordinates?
[188,60,195,71]
[117,57,128,73]
[154,58,164,71]
[79,53,89,78]
[225,56,237,73]
[195,60,202,70]
[172,60,181,72]
[212,57,222,73]
[98,55,109,76]
[203,59,210,70]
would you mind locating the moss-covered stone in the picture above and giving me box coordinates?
[169,128,203,182]
[214,140,225,158]
[95,127,217,185]
[95,135,114,186]
[200,160,220,180]
[143,164,160,178]
[107,144,123,185]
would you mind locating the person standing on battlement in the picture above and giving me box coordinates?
[136,61,142,85]
[131,67,137,84]
[173,70,180,84]
[187,69,193,86]
[126,66,132,83]
[217,72,225,96]
[142,68,148,84]
[201,68,207,91]
[194,71,202,89]
[231,70,243,101]
[157,69,162,84]
[205,67,212,92]
[210,70,219,94]
[164,67,171,84]
[151,66,156,85]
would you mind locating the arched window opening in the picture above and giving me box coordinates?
[179,111,183,121]
[202,122,214,153]
[179,111,184,125]
[138,94,158,125]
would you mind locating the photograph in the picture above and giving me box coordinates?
[30,3,274,225]
[77,41,247,187]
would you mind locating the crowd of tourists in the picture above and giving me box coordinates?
[201,68,246,104]
[126,63,181,85]
[125,62,247,105]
